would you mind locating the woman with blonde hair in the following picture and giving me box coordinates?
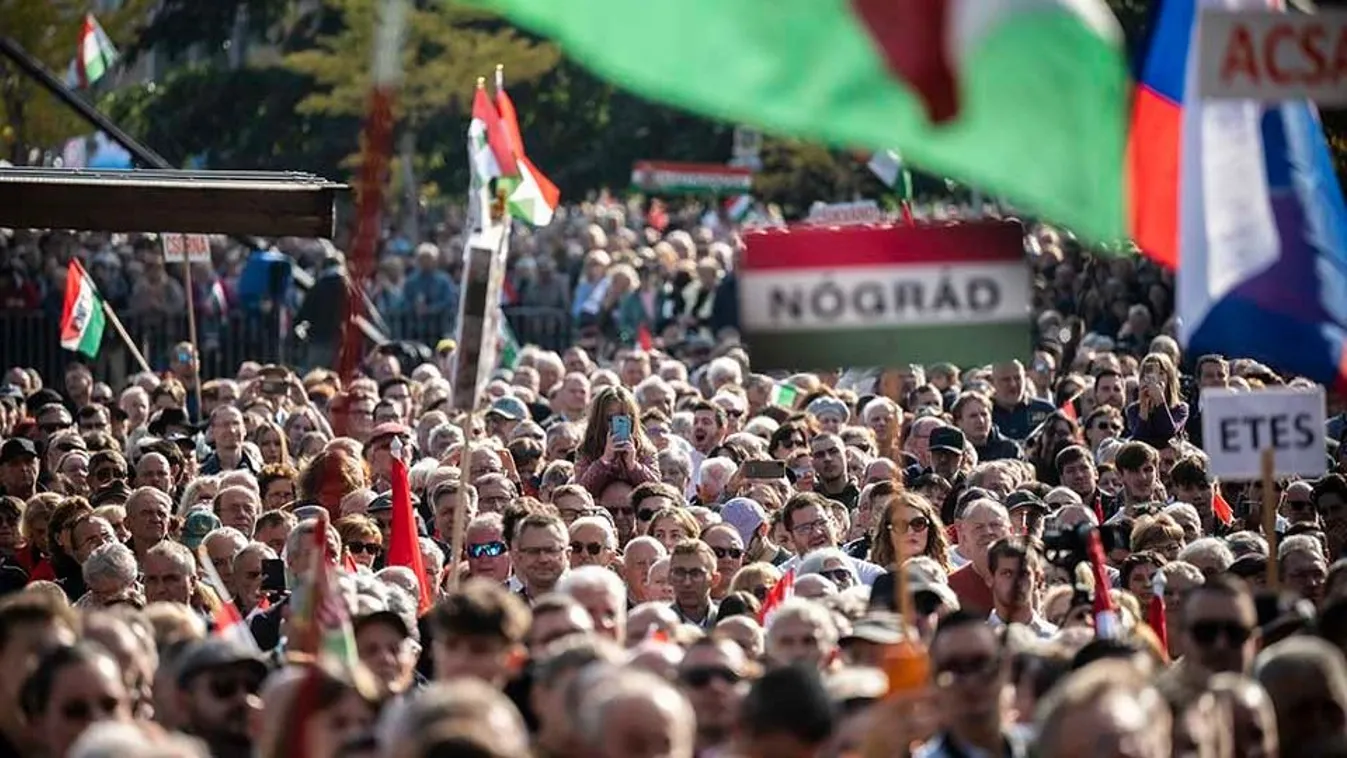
[728,562,783,603]
[574,385,659,496]
[1127,352,1189,447]
[644,507,700,553]
[250,420,291,467]
[283,406,332,453]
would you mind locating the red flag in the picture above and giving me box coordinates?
[1086,530,1120,639]
[1147,571,1168,658]
[387,440,433,614]
[637,323,654,352]
[472,85,518,179]
[1059,396,1079,422]
[1212,489,1234,526]
[757,569,795,625]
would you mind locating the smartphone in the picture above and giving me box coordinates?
[611,415,632,444]
[743,459,788,480]
[261,379,284,396]
[261,558,287,592]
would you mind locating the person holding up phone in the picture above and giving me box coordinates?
[574,386,660,499]
[1125,353,1189,448]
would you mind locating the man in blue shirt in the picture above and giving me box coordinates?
[990,360,1056,441]
[403,243,459,342]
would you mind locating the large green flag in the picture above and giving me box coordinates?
[459,0,1128,242]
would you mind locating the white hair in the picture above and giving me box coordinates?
[766,598,839,648]
[177,475,220,517]
[375,566,420,598]
[147,540,197,575]
[83,542,137,588]
[570,516,617,550]
[1178,537,1235,572]
[419,537,445,578]
[203,527,249,558]
[634,376,673,408]
[706,357,743,388]
[231,541,277,574]
[1159,560,1204,586]
[624,535,667,559]
[861,397,900,423]
[1163,502,1202,528]
[217,469,258,494]
[558,565,626,608]
[697,457,737,488]
[1278,533,1326,561]
[797,548,858,583]
[742,416,779,440]
[658,447,692,480]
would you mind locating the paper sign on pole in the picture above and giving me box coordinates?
[1200,386,1327,480]
[738,221,1032,370]
[161,233,212,264]
[1197,10,1347,105]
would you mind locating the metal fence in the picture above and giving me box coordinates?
[0,305,573,384]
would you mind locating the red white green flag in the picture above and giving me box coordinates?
[65,14,119,90]
[462,0,1128,242]
[59,261,106,358]
[495,70,561,227]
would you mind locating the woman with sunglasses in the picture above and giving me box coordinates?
[728,562,782,605]
[575,386,660,497]
[870,491,952,574]
[1082,406,1125,453]
[336,515,384,570]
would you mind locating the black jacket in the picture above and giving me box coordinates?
[975,428,1023,463]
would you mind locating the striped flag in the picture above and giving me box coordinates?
[496,70,561,227]
[59,261,106,358]
[65,14,118,90]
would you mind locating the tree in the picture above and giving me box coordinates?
[0,0,153,164]
[281,0,559,225]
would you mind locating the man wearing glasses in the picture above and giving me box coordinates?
[668,539,720,630]
[779,492,884,586]
[33,404,73,447]
[1171,575,1258,692]
[511,514,569,604]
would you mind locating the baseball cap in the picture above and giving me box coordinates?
[181,509,221,550]
[721,497,767,544]
[148,408,195,436]
[176,638,268,687]
[1005,491,1049,514]
[928,427,965,454]
[0,438,37,465]
[486,396,529,422]
[353,609,411,639]
[841,612,905,645]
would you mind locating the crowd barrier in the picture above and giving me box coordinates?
[0,305,573,385]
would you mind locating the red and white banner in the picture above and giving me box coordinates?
[1198,10,1347,105]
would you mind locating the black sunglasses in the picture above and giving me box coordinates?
[59,696,122,722]
[637,508,659,522]
[346,542,381,556]
[468,541,507,559]
[92,468,126,481]
[679,665,742,688]
[207,675,261,700]
[1188,620,1252,647]
[570,541,604,556]
[710,546,743,560]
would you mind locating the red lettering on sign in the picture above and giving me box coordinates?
[1221,24,1259,84]
[1264,23,1294,84]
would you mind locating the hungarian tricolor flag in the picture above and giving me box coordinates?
[60,261,106,359]
[467,0,1129,242]
[66,14,118,90]
[496,72,561,227]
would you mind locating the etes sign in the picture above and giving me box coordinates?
[1200,386,1327,480]
[1198,10,1347,105]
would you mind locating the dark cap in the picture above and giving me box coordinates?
[175,638,268,687]
[928,427,965,454]
[1005,491,1049,514]
[0,438,38,465]
[486,396,529,422]
[353,610,411,639]
[148,407,194,436]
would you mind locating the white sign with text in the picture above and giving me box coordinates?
[1198,10,1347,105]
[1201,386,1327,480]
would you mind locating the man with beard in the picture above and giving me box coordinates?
[809,433,859,510]
[688,400,727,478]
[175,638,267,758]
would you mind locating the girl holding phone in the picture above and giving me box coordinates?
[1126,353,1189,448]
[575,386,660,498]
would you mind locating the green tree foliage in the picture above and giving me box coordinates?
[125,0,290,61]
[0,0,152,164]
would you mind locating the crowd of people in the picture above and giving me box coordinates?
[1,202,1346,758]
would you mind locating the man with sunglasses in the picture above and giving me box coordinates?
[465,512,513,584]
[33,404,72,447]
[175,637,267,758]
[1171,574,1259,691]
[914,610,1027,758]
[677,636,752,755]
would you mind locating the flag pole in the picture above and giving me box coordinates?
[72,259,152,375]
[175,249,204,420]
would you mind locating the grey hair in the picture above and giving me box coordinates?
[634,376,673,408]
[283,518,340,563]
[766,598,839,648]
[861,396,900,422]
[68,722,208,758]
[796,548,857,583]
[1178,537,1235,572]
[428,423,464,452]
[177,475,220,517]
[723,433,769,458]
[624,535,667,558]
[706,357,743,387]
[375,566,420,598]
[231,542,277,574]
[658,446,692,480]
[419,537,445,578]
[203,527,249,559]
[1163,502,1202,528]
[147,540,197,576]
[697,457,737,488]
[1159,560,1205,586]
[217,469,258,494]
[468,511,506,533]
[742,416,780,440]
[1278,533,1326,562]
[83,542,138,588]
[557,565,626,611]
[1224,530,1269,559]
[569,516,617,550]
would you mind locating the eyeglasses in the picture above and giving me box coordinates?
[890,516,931,534]
[207,676,262,700]
[710,546,743,560]
[934,653,1000,683]
[791,519,829,535]
[670,567,709,582]
[819,568,854,586]
[346,542,381,556]
[92,468,126,482]
[469,541,508,558]
[637,508,659,522]
[59,696,122,722]
[570,541,605,556]
[679,665,742,688]
[1188,620,1252,647]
